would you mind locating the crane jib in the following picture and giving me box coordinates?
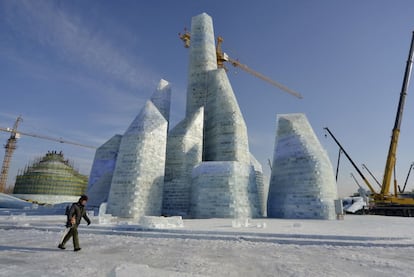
[394,31,414,131]
[381,31,414,196]
[0,116,96,193]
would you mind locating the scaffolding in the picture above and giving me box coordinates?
[13,151,88,196]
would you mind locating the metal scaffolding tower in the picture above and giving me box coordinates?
[0,116,22,192]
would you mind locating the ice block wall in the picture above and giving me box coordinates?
[162,107,204,217]
[186,13,217,117]
[180,13,262,218]
[101,13,265,219]
[191,161,260,218]
[250,154,267,217]
[150,79,171,121]
[203,69,250,163]
[86,134,122,208]
[267,114,338,219]
[107,100,168,219]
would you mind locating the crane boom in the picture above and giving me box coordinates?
[0,127,96,149]
[0,116,96,192]
[381,31,414,197]
[180,32,303,99]
[227,57,303,99]
[350,172,363,190]
[361,163,382,188]
[324,127,377,194]
[325,32,414,216]
[400,162,414,193]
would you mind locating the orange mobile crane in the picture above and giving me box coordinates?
[325,31,414,216]
[0,116,96,193]
[179,29,303,99]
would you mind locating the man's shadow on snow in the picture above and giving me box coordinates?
[0,245,62,253]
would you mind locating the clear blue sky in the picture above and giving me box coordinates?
[1,0,414,197]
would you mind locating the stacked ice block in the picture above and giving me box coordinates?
[267,114,338,219]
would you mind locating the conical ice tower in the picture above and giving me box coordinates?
[268,114,338,219]
[106,80,171,219]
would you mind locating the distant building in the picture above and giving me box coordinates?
[13,151,87,204]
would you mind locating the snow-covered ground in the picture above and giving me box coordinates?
[1,211,414,277]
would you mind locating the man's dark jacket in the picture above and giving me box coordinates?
[66,202,91,227]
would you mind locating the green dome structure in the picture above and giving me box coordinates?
[13,151,87,197]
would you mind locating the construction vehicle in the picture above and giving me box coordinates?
[0,116,96,193]
[179,30,303,99]
[346,172,369,214]
[324,31,414,216]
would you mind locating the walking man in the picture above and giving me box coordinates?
[58,194,91,251]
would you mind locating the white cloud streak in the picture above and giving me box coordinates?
[0,0,163,142]
[2,0,159,91]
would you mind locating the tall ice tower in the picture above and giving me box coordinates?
[163,13,262,218]
[185,13,217,117]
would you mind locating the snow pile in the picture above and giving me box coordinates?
[139,216,184,229]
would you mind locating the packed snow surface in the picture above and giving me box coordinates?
[1,211,414,276]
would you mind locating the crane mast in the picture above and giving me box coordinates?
[0,116,96,193]
[318,32,414,215]
[381,31,414,198]
[0,116,22,192]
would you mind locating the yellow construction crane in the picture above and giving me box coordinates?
[324,31,414,216]
[179,30,303,99]
[0,116,96,192]
[179,28,191,48]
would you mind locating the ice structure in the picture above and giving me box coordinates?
[89,14,264,219]
[185,13,217,117]
[203,70,250,162]
[177,13,261,218]
[250,154,267,217]
[267,114,338,220]
[189,69,261,218]
[0,192,35,209]
[151,79,172,121]
[86,135,122,208]
[106,80,171,219]
[162,107,204,217]
[191,161,260,218]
